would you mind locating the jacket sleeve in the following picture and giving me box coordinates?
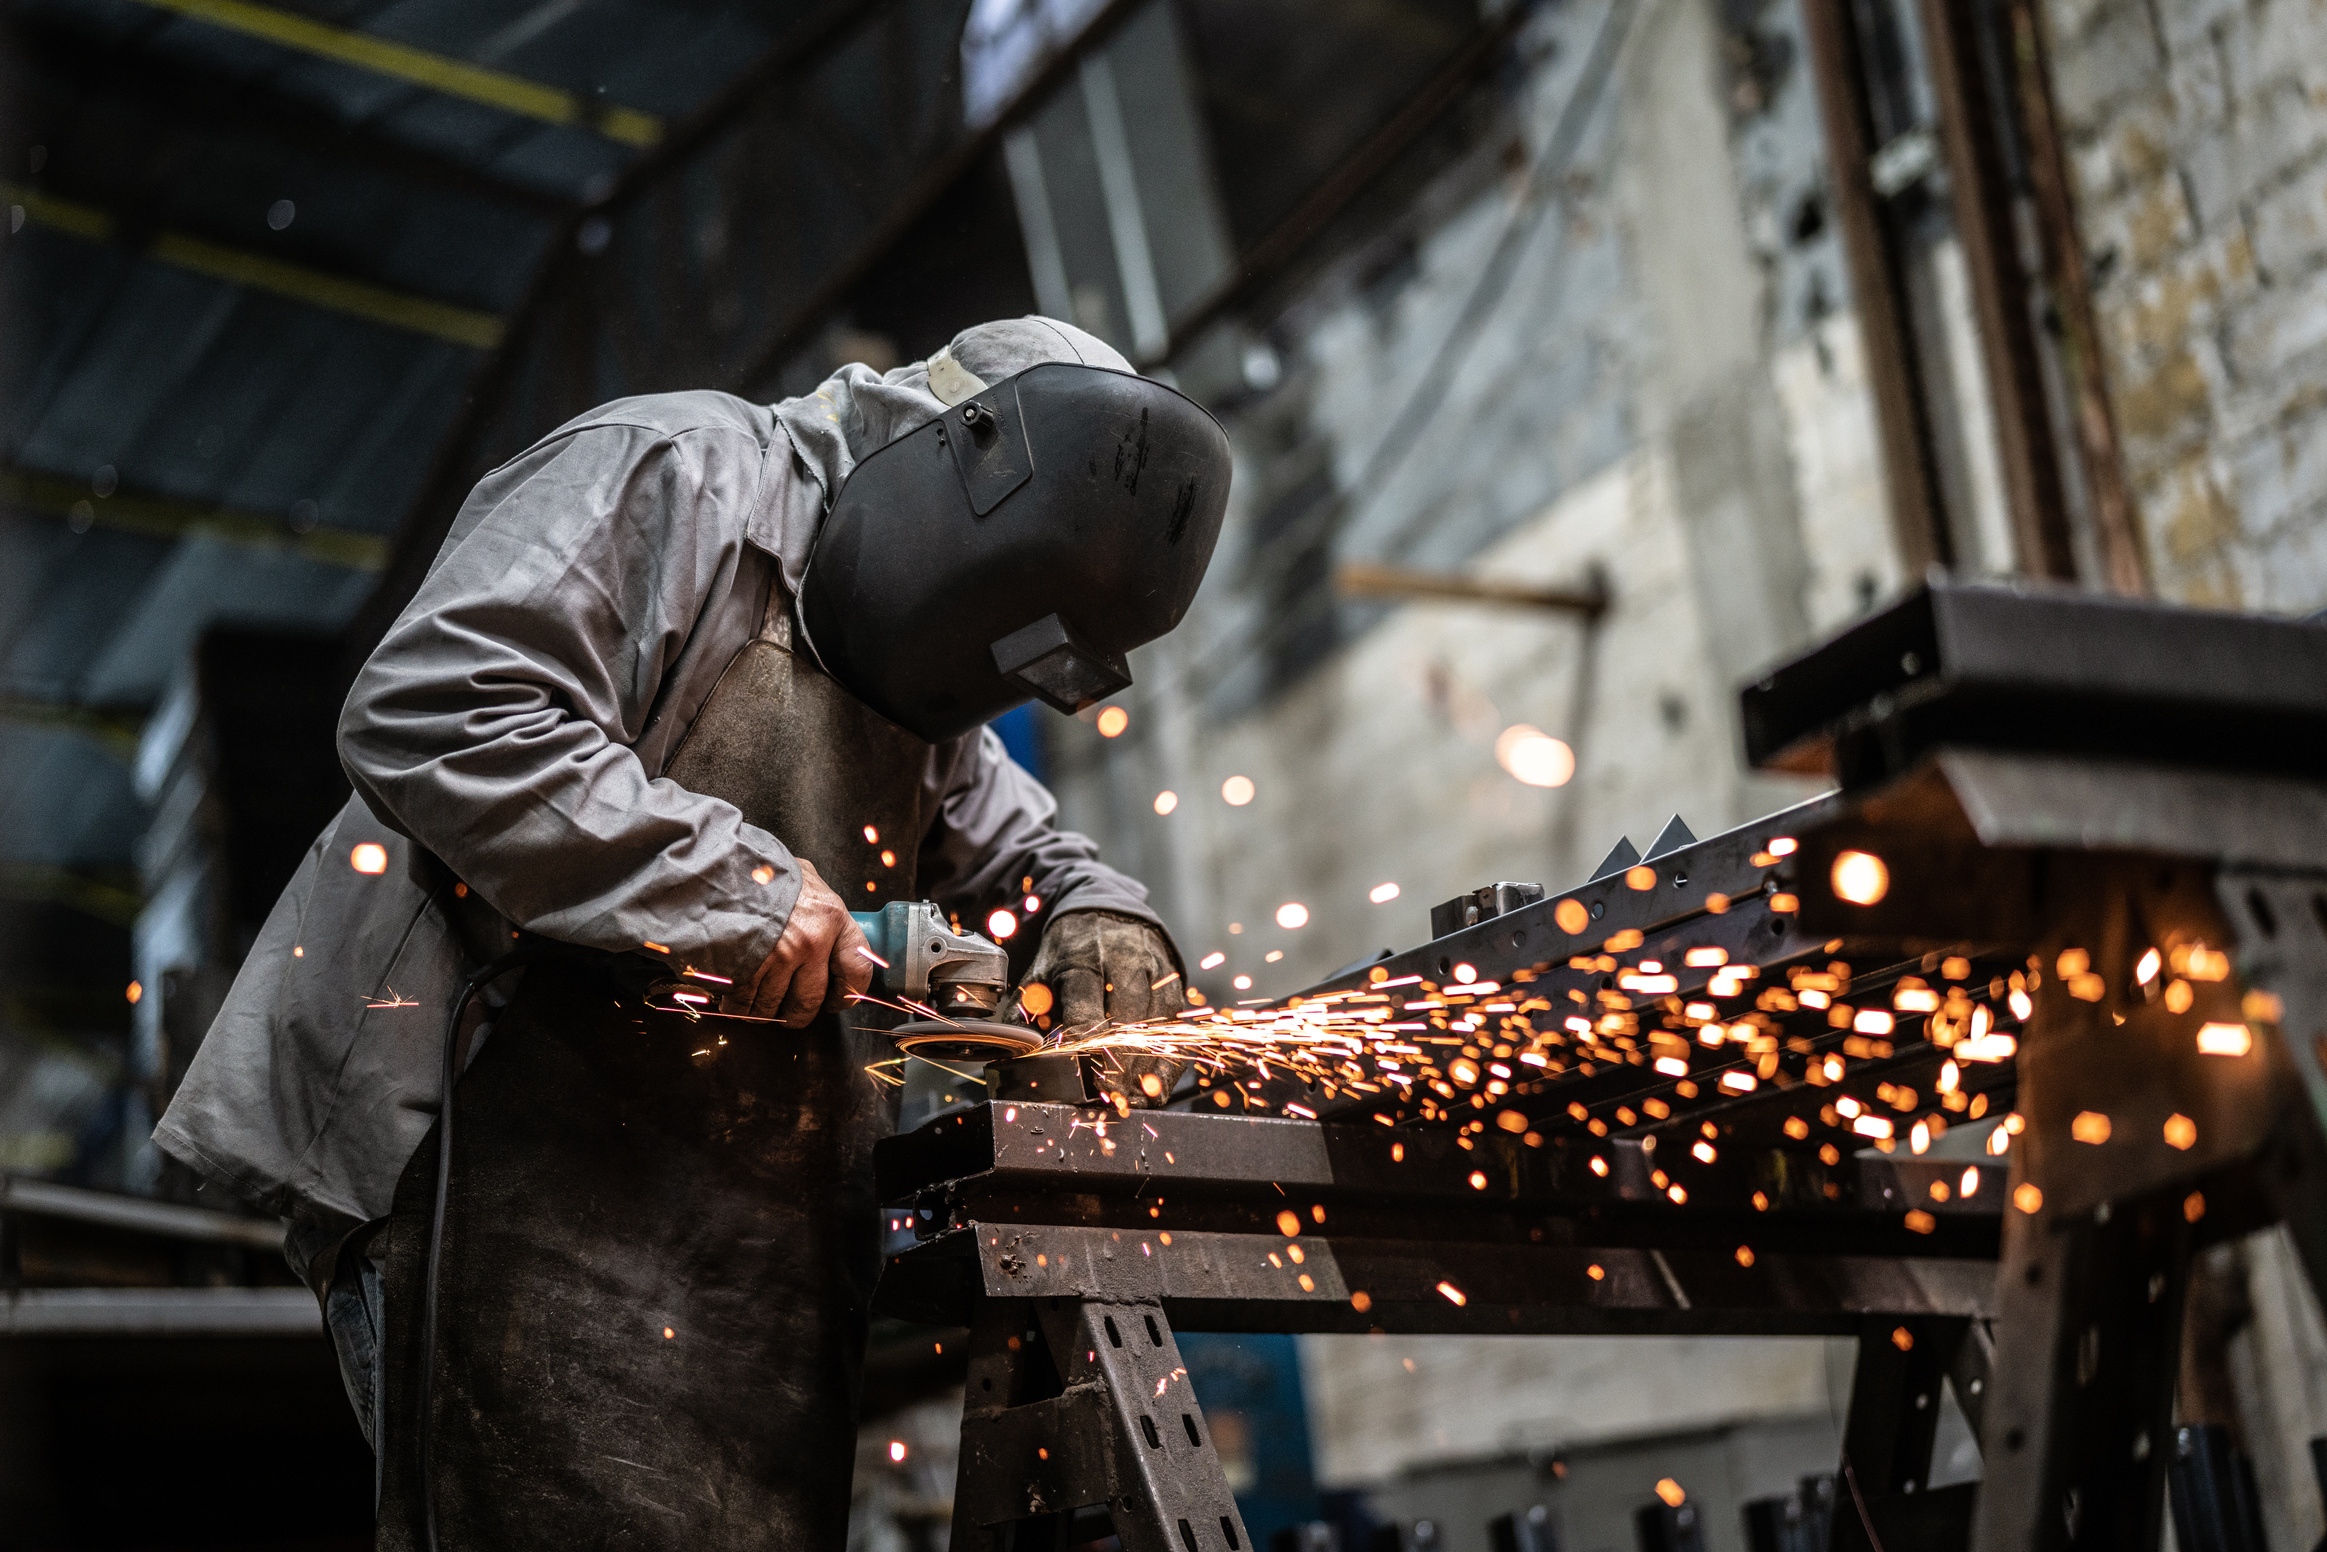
[338,421,796,982]
[916,728,1164,934]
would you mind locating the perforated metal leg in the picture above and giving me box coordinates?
[1830,1317,1977,1552]
[951,1296,1251,1552]
[1970,874,2218,1552]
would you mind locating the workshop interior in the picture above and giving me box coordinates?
[5,0,2327,1549]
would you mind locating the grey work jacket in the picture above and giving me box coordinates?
[154,390,1157,1289]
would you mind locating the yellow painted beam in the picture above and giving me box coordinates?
[4,183,505,349]
[3,466,389,573]
[0,698,145,762]
[0,864,144,929]
[7,185,115,242]
[151,232,505,348]
[130,0,663,146]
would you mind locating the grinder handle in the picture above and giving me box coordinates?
[850,909,889,966]
[851,906,908,997]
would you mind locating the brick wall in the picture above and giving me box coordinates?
[2046,0,2327,608]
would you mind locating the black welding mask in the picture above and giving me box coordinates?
[796,361,1231,744]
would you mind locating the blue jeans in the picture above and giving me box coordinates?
[322,1222,389,1507]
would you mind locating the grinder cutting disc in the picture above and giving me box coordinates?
[890,1019,1044,1063]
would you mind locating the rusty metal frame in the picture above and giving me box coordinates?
[1799,0,2146,593]
[1914,0,2079,582]
[1797,0,1952,576]
[951,1296,1253,1552]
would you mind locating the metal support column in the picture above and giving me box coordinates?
[1832,1317,1977,1552]
[1974,1184,2191,1550]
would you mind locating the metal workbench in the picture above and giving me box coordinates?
[875,582,2327,1552]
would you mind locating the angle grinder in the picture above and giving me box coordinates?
[850,901,1042,1062]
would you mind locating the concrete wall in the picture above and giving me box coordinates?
[2044,0,2327,607]
[1296,1332,1845,1488]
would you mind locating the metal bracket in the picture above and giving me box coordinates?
[1831,1316,1978,1551]
[943,384,1034,516]
[952,1296,1252,1552]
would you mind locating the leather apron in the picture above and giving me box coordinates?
[376,586,930,1551]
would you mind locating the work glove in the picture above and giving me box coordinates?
[1017,910,1186,1108]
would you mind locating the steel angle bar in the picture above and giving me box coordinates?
[1740,582,2327,786]
[1973,1186,2193,1551]
[879,1102,2008,1258]
[1831,1316,1980,1552]
[880,1102,1337,1200]
[1299,794,1843,1008]
[1933,751,2327,870]
[881,1222,1995,1337]
[887,1100,1643,1209]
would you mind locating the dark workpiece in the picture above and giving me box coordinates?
[150,316,1231,1550]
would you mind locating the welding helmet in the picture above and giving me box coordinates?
[796,360,1231,744]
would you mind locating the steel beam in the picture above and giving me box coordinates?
[0,1287,319,1336]
[882,1221,1995,1338]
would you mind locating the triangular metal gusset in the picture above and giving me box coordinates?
[1588,836,1639,880]
[1643,814,1697,859]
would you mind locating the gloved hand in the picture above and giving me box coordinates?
[1017,910,1186,1108]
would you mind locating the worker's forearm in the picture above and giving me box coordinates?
[342,702,798,979]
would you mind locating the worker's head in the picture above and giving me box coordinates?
[777,317,1134,492]
[936,315,1135,393]
[785,317,1231,743]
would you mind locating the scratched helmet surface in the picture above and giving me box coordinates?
[797,361,1231,744]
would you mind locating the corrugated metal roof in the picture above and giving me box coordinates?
[3,0,904,876]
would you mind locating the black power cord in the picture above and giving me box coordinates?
[1839,1453,1889,1552]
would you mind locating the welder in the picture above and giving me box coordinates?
[153,316,1231,1549]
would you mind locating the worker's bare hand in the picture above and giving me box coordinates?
[730,860,872,1026]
